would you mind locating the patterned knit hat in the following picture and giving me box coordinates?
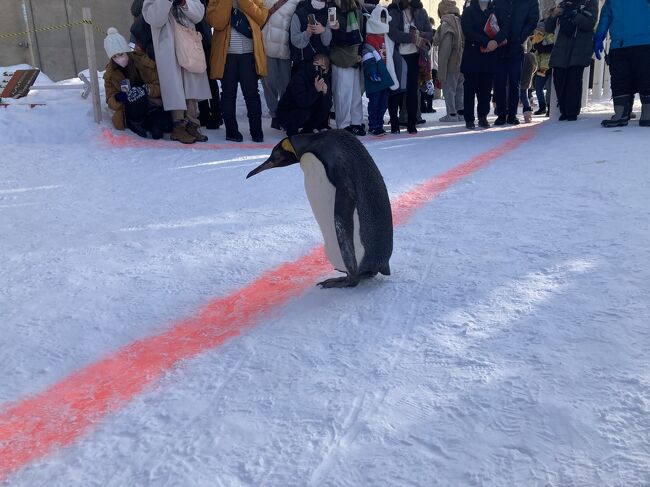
[104,27,130,59]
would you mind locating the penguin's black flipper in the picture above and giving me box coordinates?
[333,188,359,277]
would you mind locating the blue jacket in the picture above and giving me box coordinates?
[596,0,650,49]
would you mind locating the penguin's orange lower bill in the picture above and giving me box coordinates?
[0,129,535,480]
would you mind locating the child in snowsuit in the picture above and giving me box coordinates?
[362,5,399,136]
[531,17,555,116]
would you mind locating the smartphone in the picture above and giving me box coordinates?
[328,7,336,23]
[120,79,131,93]
[307,13,316,25]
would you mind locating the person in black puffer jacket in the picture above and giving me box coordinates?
[460,0,498,129]
[545,0,597,121]
[492,0,539,125]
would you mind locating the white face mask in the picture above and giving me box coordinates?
[311,0,326,10]
[113,53,129,68]
[479,0,489,10]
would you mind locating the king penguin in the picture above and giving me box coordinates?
[246,129,393,288]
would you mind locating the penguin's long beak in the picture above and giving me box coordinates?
[246,150,298,179]
[246,158,277,179]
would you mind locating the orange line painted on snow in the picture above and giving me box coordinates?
[0,128,536,481]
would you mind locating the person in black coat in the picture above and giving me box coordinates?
[460,0,498,129]
[276,54,333,135]
[545,0,597,121]
[492,0,539,125]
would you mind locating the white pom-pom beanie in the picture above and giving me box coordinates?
[104,27,130,59]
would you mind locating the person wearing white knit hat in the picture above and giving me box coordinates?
[102,27,173,140]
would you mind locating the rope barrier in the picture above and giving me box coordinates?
[0,19,106,39]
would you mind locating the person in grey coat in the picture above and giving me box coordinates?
[143,0,212,143]
[545,0,598,121]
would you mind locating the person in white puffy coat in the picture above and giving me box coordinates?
[261,0,300,129]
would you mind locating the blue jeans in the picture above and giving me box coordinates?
[494,54,523,117]
[368,89,389,131]
[534,72,551,110]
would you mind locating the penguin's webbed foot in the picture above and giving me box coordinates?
[317,275,361,288]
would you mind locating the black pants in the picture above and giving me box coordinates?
[221,53,262,133]
[125,96,172,135]
[388,52,419,130]
[281,95,332,135]
[494,54,523,117]
[609,45,650,97]
[553,65,584,118]
[463,72,494,123]
[198,78,222,126]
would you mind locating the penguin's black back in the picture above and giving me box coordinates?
[293,130,393,276]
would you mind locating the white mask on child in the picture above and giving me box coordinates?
[113,53,129,68]
[311,0,326,10]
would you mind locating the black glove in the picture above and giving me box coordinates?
[115,91,128,103]
[127,86,148,103]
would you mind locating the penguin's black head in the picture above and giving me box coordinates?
[246,138,300,179]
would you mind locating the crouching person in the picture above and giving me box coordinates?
[276,54,332,135]
[103,28,172,139]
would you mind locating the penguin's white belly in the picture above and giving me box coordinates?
[300,153,364,273]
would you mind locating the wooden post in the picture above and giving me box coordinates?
[82,7,101,123]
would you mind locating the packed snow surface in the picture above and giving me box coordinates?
[1,67,649,486]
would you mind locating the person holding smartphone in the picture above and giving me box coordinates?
[289,0,332,73]
[329,0,366,135]
[276,53,333,134]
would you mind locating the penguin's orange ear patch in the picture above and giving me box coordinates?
[281,138,296,154]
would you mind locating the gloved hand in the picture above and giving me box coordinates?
[172,0,186,6]
[114,91,128,103]
[127,86,148,103]
[594,31,606,60]
[369,72,382,83]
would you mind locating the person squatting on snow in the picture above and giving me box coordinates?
[143,0,212,144]
[362,5,399,136]
[530,11,555,116]
[329,0,367,136]
[595,0,650,128]
[387,0,433,134]
[207,0,269,143]
[276,53,332,134]
[432,0,464,122]
[460,0,498,130]
[545,0,597,122]
[261,0,300,131]
[103,28,172,139]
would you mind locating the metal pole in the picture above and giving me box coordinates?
[592,56,605,100]
[581,66,590,107]
[82,7,101,123]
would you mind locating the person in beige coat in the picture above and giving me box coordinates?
[143,0,212,143]
[432,0,464,122]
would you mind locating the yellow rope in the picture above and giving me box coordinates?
[0,19,106,39]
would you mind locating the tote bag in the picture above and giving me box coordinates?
[172,15,207,73]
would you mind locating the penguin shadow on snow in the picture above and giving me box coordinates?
[246,130,393,288]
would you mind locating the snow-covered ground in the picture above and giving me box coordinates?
[1,67,649,486]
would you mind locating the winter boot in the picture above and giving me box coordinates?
[225,120,244,142]
[170,120,196,144]
[601,95,632,127]
[523,109,533,123]
[390,119,400,134]
[640,95,650,127]
[186,121,208,142]
[506,115,520,125]
[249,117,264,142]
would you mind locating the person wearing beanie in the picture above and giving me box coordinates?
[103,27,172,139]
[143,0,212,143]
[362,5,399,136]
[432,0,464,122]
